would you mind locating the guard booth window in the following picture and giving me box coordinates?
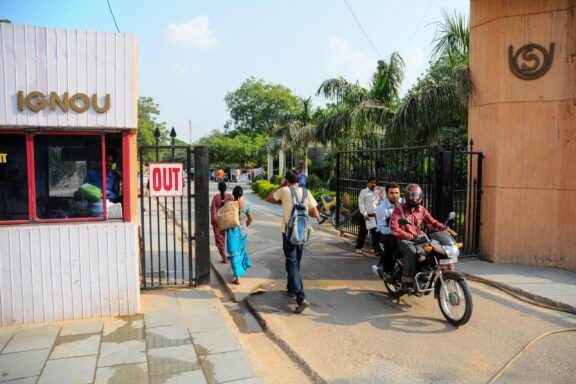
[0,134,28,222]
[0,131,126,224]
[34,135,104,220]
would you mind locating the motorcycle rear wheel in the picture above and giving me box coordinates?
[316,206,327,224]
[331,212,350,227]
[437,275,473,326]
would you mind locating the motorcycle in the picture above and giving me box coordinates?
[316,194,337,224]
[381,212,473,326]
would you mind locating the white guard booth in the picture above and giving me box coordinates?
[0,23,140,325]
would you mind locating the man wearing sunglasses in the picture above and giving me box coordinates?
[390,184,457,288]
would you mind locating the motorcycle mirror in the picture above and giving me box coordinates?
[398,218,411,226]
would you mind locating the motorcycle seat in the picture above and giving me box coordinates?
[322,195,334,203]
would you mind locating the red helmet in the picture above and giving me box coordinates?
[405,183,423,207]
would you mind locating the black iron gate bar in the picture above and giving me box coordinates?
[335,145,483,257]
[335,146,437,235]
[139,144,193,288]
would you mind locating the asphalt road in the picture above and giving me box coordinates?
[211,183,576,384]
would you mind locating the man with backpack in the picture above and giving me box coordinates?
[266,169,319,314]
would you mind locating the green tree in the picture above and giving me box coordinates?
[316,52,404,147]
[224,77,300,136]
[138,96,169,163]
[195,130,271,167]
[386,10,471,148]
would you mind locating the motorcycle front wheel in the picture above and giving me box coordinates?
[331,212,349,227]
[437,274,473,326]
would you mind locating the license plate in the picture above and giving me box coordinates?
[439,258,458,264]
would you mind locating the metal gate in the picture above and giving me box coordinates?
[336,143,483,257]
[138,135,209,288]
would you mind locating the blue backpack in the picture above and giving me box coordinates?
[286,185,312,246]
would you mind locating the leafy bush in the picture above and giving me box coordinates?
[258,183,278,199]
[251,180,269,194]
[270,175,284,185]
[254,173,267,181]
[306,174,325,190]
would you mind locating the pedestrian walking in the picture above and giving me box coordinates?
[265,169,319,313]
[210,181,234,263]
[355,176,380,254]
[225,186,253,285]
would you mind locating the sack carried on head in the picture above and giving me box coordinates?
[286,186,311,246]
[217,201,240,230]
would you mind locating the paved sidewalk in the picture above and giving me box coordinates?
[457,258,576,313]
[0,289,260,384]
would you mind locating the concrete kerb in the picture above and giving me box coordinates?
[461,272,576,316]
[209,258,327,384]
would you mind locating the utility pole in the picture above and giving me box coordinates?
[188,119,192,145]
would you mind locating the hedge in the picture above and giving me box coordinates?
[258,183,279,199]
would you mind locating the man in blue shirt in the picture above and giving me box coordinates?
[105,155,120,202]
[373,182,403,281]
[296,165,307,187]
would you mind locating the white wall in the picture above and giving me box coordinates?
[0,222,140,325]
[0,23,137,129]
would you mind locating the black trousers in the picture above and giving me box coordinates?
[376,233,398,272]
[355,217,379,253]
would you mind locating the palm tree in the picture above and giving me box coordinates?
[385,10,471,148]
[315,52,404,148]
[275,97,317,175]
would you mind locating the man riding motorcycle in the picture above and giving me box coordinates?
[389,184,458,289]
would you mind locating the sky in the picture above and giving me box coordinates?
[1,0,469,143]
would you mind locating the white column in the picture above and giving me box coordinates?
[267,151,273,181]
[278,149,285,177]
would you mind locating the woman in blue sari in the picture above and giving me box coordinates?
[226,186,253,284]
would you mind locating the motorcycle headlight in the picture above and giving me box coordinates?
[441,244,460,258]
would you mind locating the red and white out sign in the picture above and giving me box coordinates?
[149,163,184,197]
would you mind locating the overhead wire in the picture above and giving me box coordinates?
[405,0,435,47]
[106,0,121,33]
[343,0,382,60]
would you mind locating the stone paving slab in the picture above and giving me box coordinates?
[200,350,257,384]
[94,362,148,384]
[146,324,191,350]
[191,328,240,356]
[458,259,576,310]
[147,344,201,377]
[50,334,101,359]
[150,370,207,384]
[2,327,60,354]
[38,355,97,384]
[0,288,260,383]
[59,320,103,336]
[0,377,38,384]
[0,348,50,382]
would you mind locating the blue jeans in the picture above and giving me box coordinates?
[282,233,305,304]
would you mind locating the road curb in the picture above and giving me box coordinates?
[210,258,327,384]
[461,272,576,316]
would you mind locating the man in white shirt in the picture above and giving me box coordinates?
[266,169,319,314]
[373,182,404,281]
[355,176,380,254]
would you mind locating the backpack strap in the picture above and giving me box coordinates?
[288,185,298,205]
[300,187,307,206]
